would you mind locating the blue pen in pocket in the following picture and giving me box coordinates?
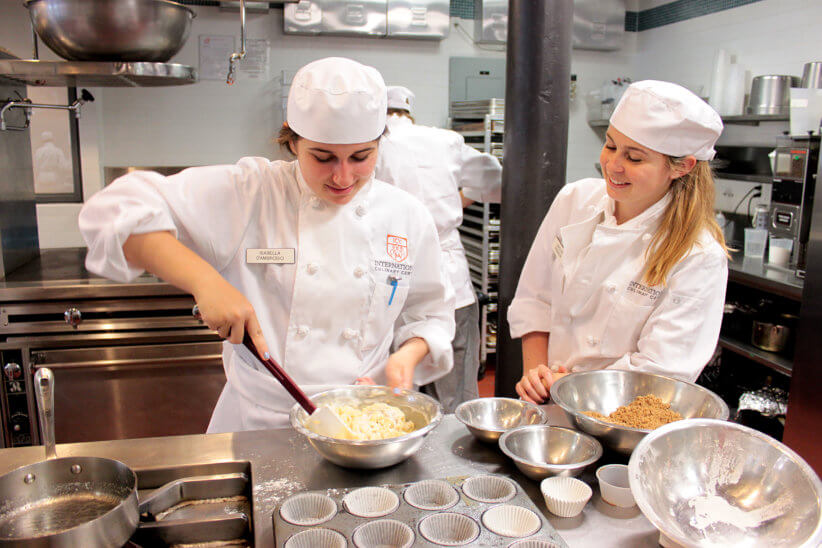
[388,276,398,306]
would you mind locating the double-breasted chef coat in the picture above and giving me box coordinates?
[508,178,727,382]
[79,157,455,431]
[375,115,502,309]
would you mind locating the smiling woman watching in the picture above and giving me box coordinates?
[79,57,454,432]
[509,80,728,404]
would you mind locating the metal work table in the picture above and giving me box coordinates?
[727,251,804,301]
[0,406,659,547]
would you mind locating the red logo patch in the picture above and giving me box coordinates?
[386,235,408,262]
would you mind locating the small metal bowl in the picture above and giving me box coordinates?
[290,386,442,469]
[498,425,603,480]
[455,398,548,443]
[550,370,729,455]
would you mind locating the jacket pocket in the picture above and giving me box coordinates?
[362,281,410,352]
[600,296,655,357]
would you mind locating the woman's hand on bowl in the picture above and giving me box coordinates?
[516,364,567,404]
[353,377,376,386]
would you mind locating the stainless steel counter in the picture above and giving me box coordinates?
[0,406,660,547]
[728,251,804,301]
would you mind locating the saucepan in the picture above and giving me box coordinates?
[0,369,139,547]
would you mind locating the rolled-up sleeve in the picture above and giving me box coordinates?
[394,209,456,385]
[606,245,728,382]
[455,137,502,204]
[79,158,268,282]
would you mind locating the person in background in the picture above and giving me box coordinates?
[375,85,502,413]
[79,58,455,432]
[509,80,728,404]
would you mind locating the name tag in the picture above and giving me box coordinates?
[246,248,295,264]
[552,235,564,261]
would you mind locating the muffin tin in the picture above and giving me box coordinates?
[273,474,568,547]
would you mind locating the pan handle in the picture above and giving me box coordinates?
[34,368,57,460]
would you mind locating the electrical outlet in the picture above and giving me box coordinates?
[714,178,771,215]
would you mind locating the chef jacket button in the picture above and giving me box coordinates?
[354,266,365,278]
[673,297,681,304]
[642,233,652,242]
[355,205,367,217]
[343,328,358,340]
[312,198,325,210]
[607,284,617,294]
[306,263,318,275]
[297,325,310,337]
[586,335,598,346]
[580,276,591,284]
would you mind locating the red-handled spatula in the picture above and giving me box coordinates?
[241,333,357,440]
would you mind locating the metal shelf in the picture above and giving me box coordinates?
[0,59,197,87]
[728,253,803,301]
[719,335,793,377]
[721,114,789,125]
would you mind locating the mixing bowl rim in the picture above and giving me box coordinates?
[628,418,822,548]
[498,424,604,470]
[288,386,443,445]
[454,397,548,432]
[550,370,730,434]
[25,0,197,16]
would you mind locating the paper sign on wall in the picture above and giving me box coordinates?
[239,39,270,80]
[199,35,235,81]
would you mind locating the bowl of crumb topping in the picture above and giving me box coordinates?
[550,370,729,455]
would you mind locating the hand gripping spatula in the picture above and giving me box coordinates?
[242,333,356,440]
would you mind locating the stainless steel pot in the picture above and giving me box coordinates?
[751,320,791,352]
[746,75,801,115]
[802,62,822,88]
[0,369,139,547]
[25,0,196,62]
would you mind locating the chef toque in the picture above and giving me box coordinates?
[609,80,723,161]
[287,57,387,144]
[387,85,415,112]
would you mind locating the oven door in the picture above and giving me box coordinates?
[19,330,225,444]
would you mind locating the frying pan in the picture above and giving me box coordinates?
[0,369,139,547]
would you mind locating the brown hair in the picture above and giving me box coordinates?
[642,159,728,286]
[388,108,415,123]
[277,124,300,156]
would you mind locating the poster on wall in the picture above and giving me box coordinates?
[199,35,236,81]
[28,87,83,203]
[239,39,270,80]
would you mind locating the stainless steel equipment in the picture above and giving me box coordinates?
[549,370,730,454]
[768,135,820,272]
[752,319,791,352]
[454,397,547,443]
[0,369,139,547]
[387,0,450,40]
[24,0,196,62]
[474,0,508,44]
[629,419,822,548]
[498,424,602,479]
[746,74,802,115]
[289,385,442,469]
[801,61,822,88]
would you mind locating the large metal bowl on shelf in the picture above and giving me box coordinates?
[629,419,822,548]
[289,386,443,469]
[25,0,196,62]
[550,370,729,455]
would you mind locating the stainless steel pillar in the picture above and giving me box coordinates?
[495,0,573,397]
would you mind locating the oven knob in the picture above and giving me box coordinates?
[4,362,21,380]
[64,307,82,328]
[13,424,20,432]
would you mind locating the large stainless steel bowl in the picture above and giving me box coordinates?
[25,0,196,62]
[629,419,822,547]
[550,370,729,455]
[289,386,443,469]
[455,397,548,443]
[498,425,602,480]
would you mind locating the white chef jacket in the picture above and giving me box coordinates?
[375,115,502,308]
[508,178,727,382]
[79,158,455,431]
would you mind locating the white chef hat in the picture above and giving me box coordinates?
[609,80,723,161]
[387,85,415,112]
[287,57,387,144]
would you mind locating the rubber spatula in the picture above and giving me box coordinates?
[242,333,356,440]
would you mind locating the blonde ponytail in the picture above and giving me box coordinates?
[642,160,728,287]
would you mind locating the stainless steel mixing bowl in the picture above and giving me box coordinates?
[629,419,822,548]
[289,386,443,469]
[455,397,548,443]
[498,424,602,480]
[550,370,729,455]
[25,0,196,62]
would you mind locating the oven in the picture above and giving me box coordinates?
[0,289,224,447]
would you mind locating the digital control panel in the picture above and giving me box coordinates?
[1,349,31,447]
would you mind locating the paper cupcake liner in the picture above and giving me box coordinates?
[352,519,414,548]
[284,528,346,548]
[462,475,516,503]
[482,504,542,538]
[279,493,337,526]
[404,479,460,511]
[418,512,480,546]
[540,476,593,517]
[507,540,561,548]
[344,486,400,518]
